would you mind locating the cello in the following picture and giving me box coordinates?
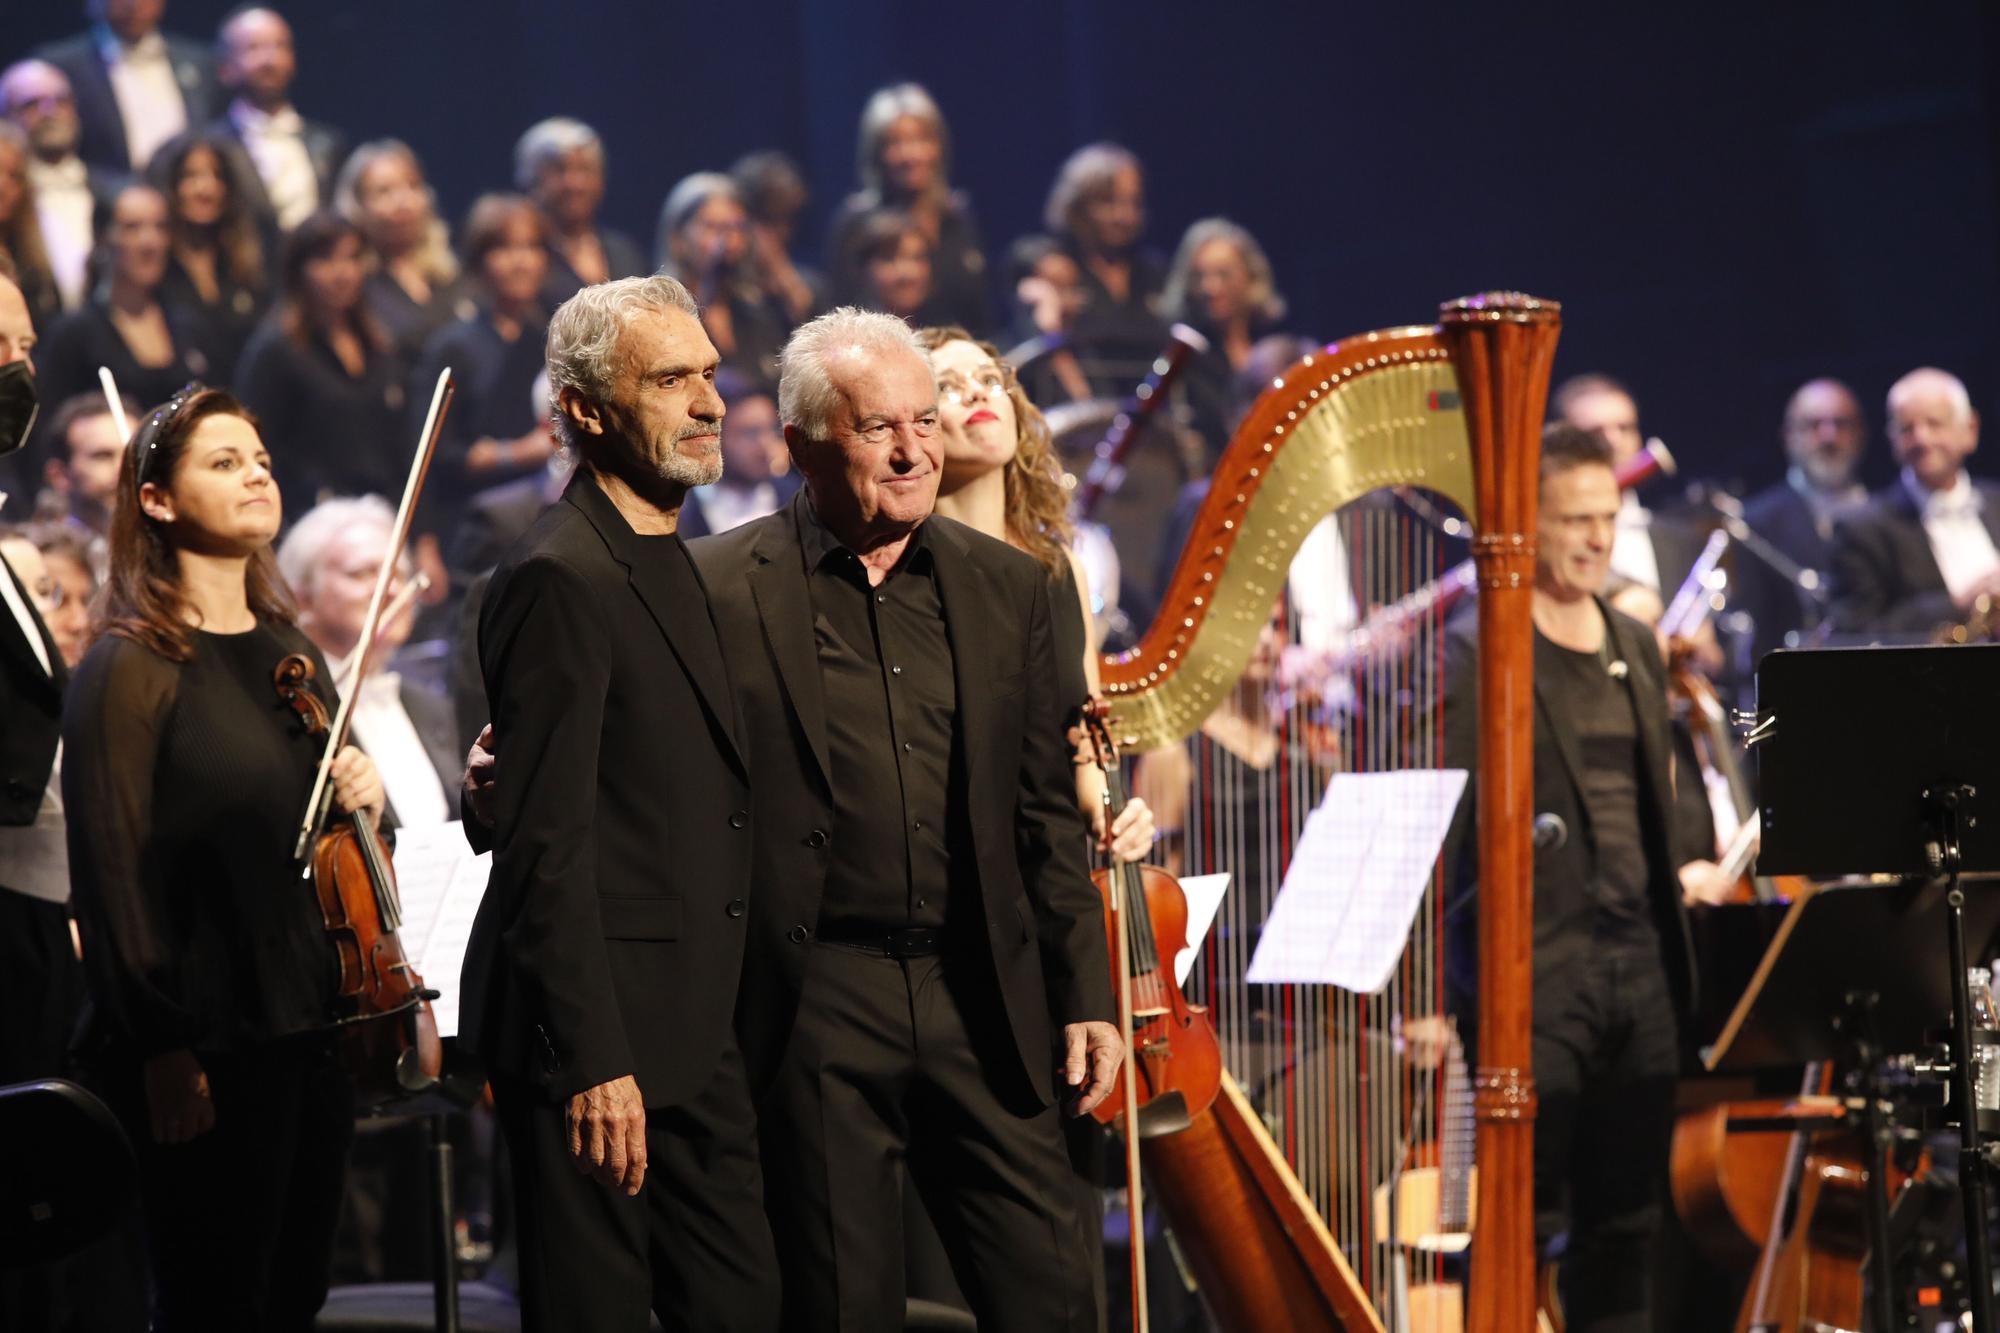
[278,369,456,1109]
[1081,701,1223,1330]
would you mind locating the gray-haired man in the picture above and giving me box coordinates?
[458,273,777,1331]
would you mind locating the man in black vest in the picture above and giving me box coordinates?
[1425,424,1696,1332]
[691,307,1118,1332]
[459,273,777,1332]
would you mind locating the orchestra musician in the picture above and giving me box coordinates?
[1828,366,2000,636]
[1735,378,1868,659]
[689,308,1119,1331]
[1552,373,1704,598]
[59,383,385,1329]
[457,273,779,1332]
[1419,423,1697,1331]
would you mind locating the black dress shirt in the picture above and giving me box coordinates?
[800,503,962,931]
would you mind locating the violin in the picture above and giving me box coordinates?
[1081,701,1223,1332]
[279,369,455,1109]
[275,653,442,1108]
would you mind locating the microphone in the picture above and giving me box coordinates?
[1533,813,1568,850]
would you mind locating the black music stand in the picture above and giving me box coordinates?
[1753,645,2000,1333]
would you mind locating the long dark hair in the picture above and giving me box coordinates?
[147,131,267,294]
[277,210,389,352]
[96,386,296,662]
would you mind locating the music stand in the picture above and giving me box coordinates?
[1755,645,2000,1333]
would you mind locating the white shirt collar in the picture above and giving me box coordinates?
[28,155,88,190]
[231,98,305,137]
[101,28,169,62]
[1904,466,1976,518]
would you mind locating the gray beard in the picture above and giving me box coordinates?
[658,447,723,489]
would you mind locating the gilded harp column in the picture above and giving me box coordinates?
[1437,292,1561,1331]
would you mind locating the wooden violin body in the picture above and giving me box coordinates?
[1089,860,1222,1134]
[275,652,441,1108]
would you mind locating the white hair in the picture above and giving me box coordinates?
[545,273,701,452]
[1888,366,1975,426]
[855,82,950,201]
[513,118,603,193]
[276,494,398,600]
[1043,142,1140,237]
[777,307,932,445]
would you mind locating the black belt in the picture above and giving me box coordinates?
[814,923,944,958]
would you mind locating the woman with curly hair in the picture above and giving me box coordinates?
[920,323,1151,855]
[148,131,270,383]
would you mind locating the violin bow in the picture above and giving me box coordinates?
[1083,701,1150,1331]
[293,369,455,863]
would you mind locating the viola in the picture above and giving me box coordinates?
[275,653,442,1108]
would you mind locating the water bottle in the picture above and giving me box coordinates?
[1969,966,2000,1113]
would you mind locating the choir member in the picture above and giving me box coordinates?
[146,130,268,383]
[1,59,123,317]
[34,182,207,415]
[207,6,345,234]
[234,210,408,506]
[35,0,219,174]
[513,117,645,307]
[333,138,464,360]
[825,83,990,332]
[655,172,789,382]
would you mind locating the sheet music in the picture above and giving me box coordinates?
[1173,873,1231,987]
[1246,769,1468,992]
[391,821,490,1039]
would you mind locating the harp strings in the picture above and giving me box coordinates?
[1158,493,1450,1322]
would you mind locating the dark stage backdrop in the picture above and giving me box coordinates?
[12,0,2000,493]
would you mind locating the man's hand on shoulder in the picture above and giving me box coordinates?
[1061,1020,1124,1117]
[462,724,496,833]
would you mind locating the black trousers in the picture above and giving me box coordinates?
[1533,940,1680,1333]
[761,943,1095,1333]
[116,1033,356,1332]
[493,1037,778,1333]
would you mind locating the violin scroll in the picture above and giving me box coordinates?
[273,653,332,738]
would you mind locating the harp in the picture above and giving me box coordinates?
[1107,293,1559,1331]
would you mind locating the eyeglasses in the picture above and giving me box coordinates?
[130,382,204,493]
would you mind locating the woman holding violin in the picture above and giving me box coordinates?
[61,385,383,1330]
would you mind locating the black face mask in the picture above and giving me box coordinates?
[0,361,37,460]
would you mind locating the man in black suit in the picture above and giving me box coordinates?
[1736,378,1868,659]
[207,7,345,234]
[0,60,129,320]
[35,0,217,175]
[459,274,777,1331]
[0,272,77,1091]
[690,308,1118,1331]
[1424,424,1697,1331]
[1552,373,1705,599]
[1829,366,2000,636]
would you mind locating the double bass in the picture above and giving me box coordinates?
[278,370,456,1109]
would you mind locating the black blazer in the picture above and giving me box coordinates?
[205,111,348,233]
[459,471,752,1108]
[1828,478,2000,635]
[0,559,65,828]
[37,30,218,172]
[1438,601,1697,1044]
[1737,480,1838,660]
[689,494,1113,1106]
